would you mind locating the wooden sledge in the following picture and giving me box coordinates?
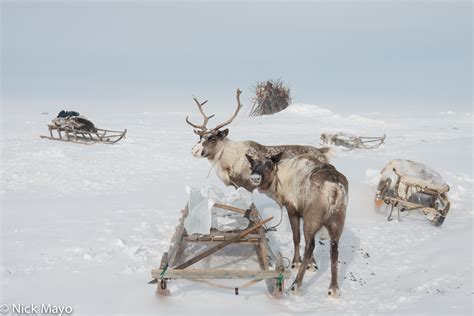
[375,160,450,226]
[40,124,127,145]
[321,132,386,150]
[149,203,291,297]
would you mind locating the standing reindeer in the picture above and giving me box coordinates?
[245,152,348,296]
[186,89,333,192]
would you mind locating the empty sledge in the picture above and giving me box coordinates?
[321,132,386,150]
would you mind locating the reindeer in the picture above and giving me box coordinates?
[245,152,348,296]
[186,89,333,193]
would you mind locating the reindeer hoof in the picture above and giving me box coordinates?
[290,285,300,294]
[306,263,318,272]
[328,288,340,297]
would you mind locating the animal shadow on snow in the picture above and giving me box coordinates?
[284,226,360,296]
[254,198,361,296]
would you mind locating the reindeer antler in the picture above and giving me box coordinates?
[213,89,243,131]
[186,89,243,135]
[185,96,215,135]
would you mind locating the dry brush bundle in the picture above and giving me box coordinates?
[249,79,291,116]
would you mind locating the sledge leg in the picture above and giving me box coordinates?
[157,252,170,296]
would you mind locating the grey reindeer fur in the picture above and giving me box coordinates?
[192,129,333,192]
[246,152,348,295]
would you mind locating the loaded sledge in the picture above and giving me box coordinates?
[40,110,127,145]
[375,159,450,226]
[150,201,290,297]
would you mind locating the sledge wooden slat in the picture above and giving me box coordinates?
[361,138,385,143]
[249,204,276,261]
[167,206,189,266]
[184,237,260,243]
[174,216,273,270]
[39,135,96,145]
[385,197,439,214]
[251,202,280,295]
[184,232,261,243]
[97,128,124,133]
[360,136,386,139]
[151,269,291,280]
[213,203,249,215]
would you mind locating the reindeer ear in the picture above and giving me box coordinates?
[271,152,283,164]
[217,129,229,138]
[245,154,254,165]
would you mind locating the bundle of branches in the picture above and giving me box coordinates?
[249,79,291,116]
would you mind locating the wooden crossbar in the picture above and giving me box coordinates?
[151,269,291,280]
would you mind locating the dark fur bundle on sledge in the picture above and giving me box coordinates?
[57,110,80,118]
[69,117,97,132]
[52,116,97,132]
[249,79,291,116]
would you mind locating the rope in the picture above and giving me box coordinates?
[276,272,284,287]
[266,205,284,231]
[159,264,168,279]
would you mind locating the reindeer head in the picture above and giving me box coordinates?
[245,152,283,188]
[186,89,243,159]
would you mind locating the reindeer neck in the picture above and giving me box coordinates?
[266,162,296,208]
[273,165,285,202]
[255,165,282,206]
[207,138,233,163]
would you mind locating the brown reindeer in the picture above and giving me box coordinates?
[245,152,348,296]
[186,89,333,192]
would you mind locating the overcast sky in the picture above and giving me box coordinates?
[2,1,472,114]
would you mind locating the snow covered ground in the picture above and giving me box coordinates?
[1,103,472,315]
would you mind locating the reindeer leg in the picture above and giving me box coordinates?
[327,239,340,297]
[291,229,317,293]
[307,254,318,272]
[288,212,302,269]
[327,225,342,297]
[291,218,322,292]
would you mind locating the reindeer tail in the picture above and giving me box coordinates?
[325,182,348,214]
[317,146,336,163]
